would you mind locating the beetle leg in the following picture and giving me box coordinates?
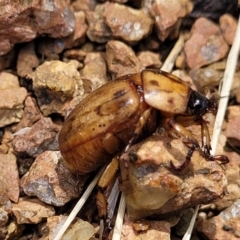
[125,108,152,152]
[194,117,229,164]
[170,145,195,171]
[168,118,200,149]
[98,157,119,189]
[96,191,108,219]
[96,157,119,219]
[202,153,229,164]
[169,117,229,169]
[200,118,211,155]
[168,118,201,170]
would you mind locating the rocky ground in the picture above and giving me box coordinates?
[0,0,240,240]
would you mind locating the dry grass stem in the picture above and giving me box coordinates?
[161,33,184,72]
[112,193,126,240]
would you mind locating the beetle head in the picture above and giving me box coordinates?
[187,91,216,116]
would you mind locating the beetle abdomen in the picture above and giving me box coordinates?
[61,137,114,174]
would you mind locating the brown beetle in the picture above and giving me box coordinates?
[58,69,228,174]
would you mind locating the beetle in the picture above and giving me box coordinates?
[58,69,229,233]
[59,69,228,175]
[58,69,228,175]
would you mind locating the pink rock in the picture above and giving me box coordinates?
[0,72,27,127]
[197,199,240,239]
[215,152,240,210]
[17,42,39,78]
[64,11,88,49]
[137,51,162,69]
[42,215,95,239]
[12,197,55,224]
[103,2,153,43]
[220,14,237,45]
[145,0,191,41]
[80,52,108,91]
[0,0,75,56]
[120,135,227,220]
[225,110,240,149]
[121,214,179,240]
[184,18,229,69]
[31,60,83,116]
[106,40,143,78]
[0,153,19,203]
[14,96,42,132]
[21,151,86,206]
[12,117,60,157]
[85,4,112,43]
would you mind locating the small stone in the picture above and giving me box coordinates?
[17,42,39,77]
[225,109,240,149]
[63,48,86,62]
[0,49,16,72]
[121,214,179,240]
[41,215,95,240]
[65,11,88,48]
[184,17,229,69]
[215,151,240,210]
[0,72,19,90]
[14,96,42,132]
[226,106,240,120]
[0,226,7,240]
[32,60,83,116]
[220,14,238,45]
[0,197,11,227]
[0,72,27,127]
[12,117,60,158]
[71,0,97,12]
[189,67,223,90]
[0,127,14,154]
[12,197,55,224]
[0,153,19,203]
[139,35,161,51]
[5,221,25,240]
[175,52,186,69]
[37,38,65,60]
[232,71,240,103]
[171,70,195,90]
[85,4,112,43]
[21,151,86,206]
[80,52,108,91]
[197,199,240,239]
[103,2,153,43]
[106,40,143,78]
[0,88,27,127]
[120,134,227,220]
[0,0,75,56]
[145,0,192,41]
[17,157,35,176]
[0,207,9,227]
[137,51,162,69]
